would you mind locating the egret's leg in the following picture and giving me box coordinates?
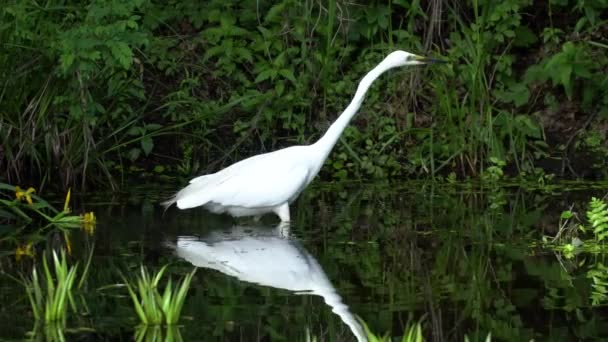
[277,221,290,238]
[274,203,290,222]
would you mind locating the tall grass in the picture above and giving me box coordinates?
[423,3,496,177]
[360,319,493,342]
[30,321,67,342]
[123,265,196,325]
[361,320,423,342]
[23,250,78,324]
[431,0,549,178]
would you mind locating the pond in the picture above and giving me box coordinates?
[2,181,608,341]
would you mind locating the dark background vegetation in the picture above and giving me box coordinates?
[1,0,607,191]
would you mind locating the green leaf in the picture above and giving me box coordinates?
[255,69,275,83]
[278,69,296,83]
[153,165,165,173]
[110,42,133,69]
[128,148,141,161]
[275,81,285,96]
[59,53,75,73]
[264,3,286,23]
[561,210,573,219]
[128,126,143,136]
[141,137,153,156]
[145,123,162,131]
[514,25,538,47]
[573,63,592,78]
[235,47,252,62]
[558,63,572,87]
[498,83,530,107]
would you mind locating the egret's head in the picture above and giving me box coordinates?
[384,50,446,68]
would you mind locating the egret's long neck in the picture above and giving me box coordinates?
[312,58,398,163]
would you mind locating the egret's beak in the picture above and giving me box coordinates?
[413,55,448,64]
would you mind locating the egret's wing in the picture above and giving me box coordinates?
[208,162,309,208]
[189,174,212,184]
[170,152,273,209]
[189,150,275,185]
[162,173,216,208]
[175,148,311,209]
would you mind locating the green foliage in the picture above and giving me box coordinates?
[586,197,608,242]
[360,319,492,342]
[418,0,548,177]
[3,183,608,339]
[0,182,94,233]
[544,197,608,254]
[587,262,608,306]
[526,41,606,107]
[23,250,79,324]
[544,196,608,308]
[32,322,67,342]
[123,265,196,325]
[481,158,506,182]
[574,128,608,173]
[2,0,608,188]
[135,325,183,342]
[360,319,423,342]
[0,0,156,188]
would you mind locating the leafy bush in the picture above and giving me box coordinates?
[2,0,608,189]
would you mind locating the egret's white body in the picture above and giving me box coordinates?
[169,223,366,342]
[163,51,443,221]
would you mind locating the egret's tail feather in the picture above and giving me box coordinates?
[161,195,178,211]
[163,239,177,250]
[162,170,218,211]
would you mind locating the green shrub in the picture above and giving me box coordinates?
[2,0,608,188]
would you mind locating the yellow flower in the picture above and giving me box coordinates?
[82,211,96,224]
[15,242,34,261]
[81,211,96,235]
[15,186,36,205]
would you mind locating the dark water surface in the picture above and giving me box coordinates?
[2,182,608,341]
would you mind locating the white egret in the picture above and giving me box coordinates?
[162,50,444,221]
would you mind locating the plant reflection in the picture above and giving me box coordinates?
[169,222,366,342]
[135,325,183,342]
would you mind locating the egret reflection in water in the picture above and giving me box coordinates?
[168,222,366,342]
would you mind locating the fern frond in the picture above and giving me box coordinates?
[587,198,608,242]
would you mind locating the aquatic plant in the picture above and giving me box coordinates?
[546,197,608,255]
[582,197,608,306]
[135,325,183,342]
[586,197,608,242]
[0,183,96,231]
[543,196,608,307]
[123,265,196,325]
[360,319,423,342]
[361,319,493,342]
[26,321,67,342]
[23,250,79,324]
[15,241,35,261]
